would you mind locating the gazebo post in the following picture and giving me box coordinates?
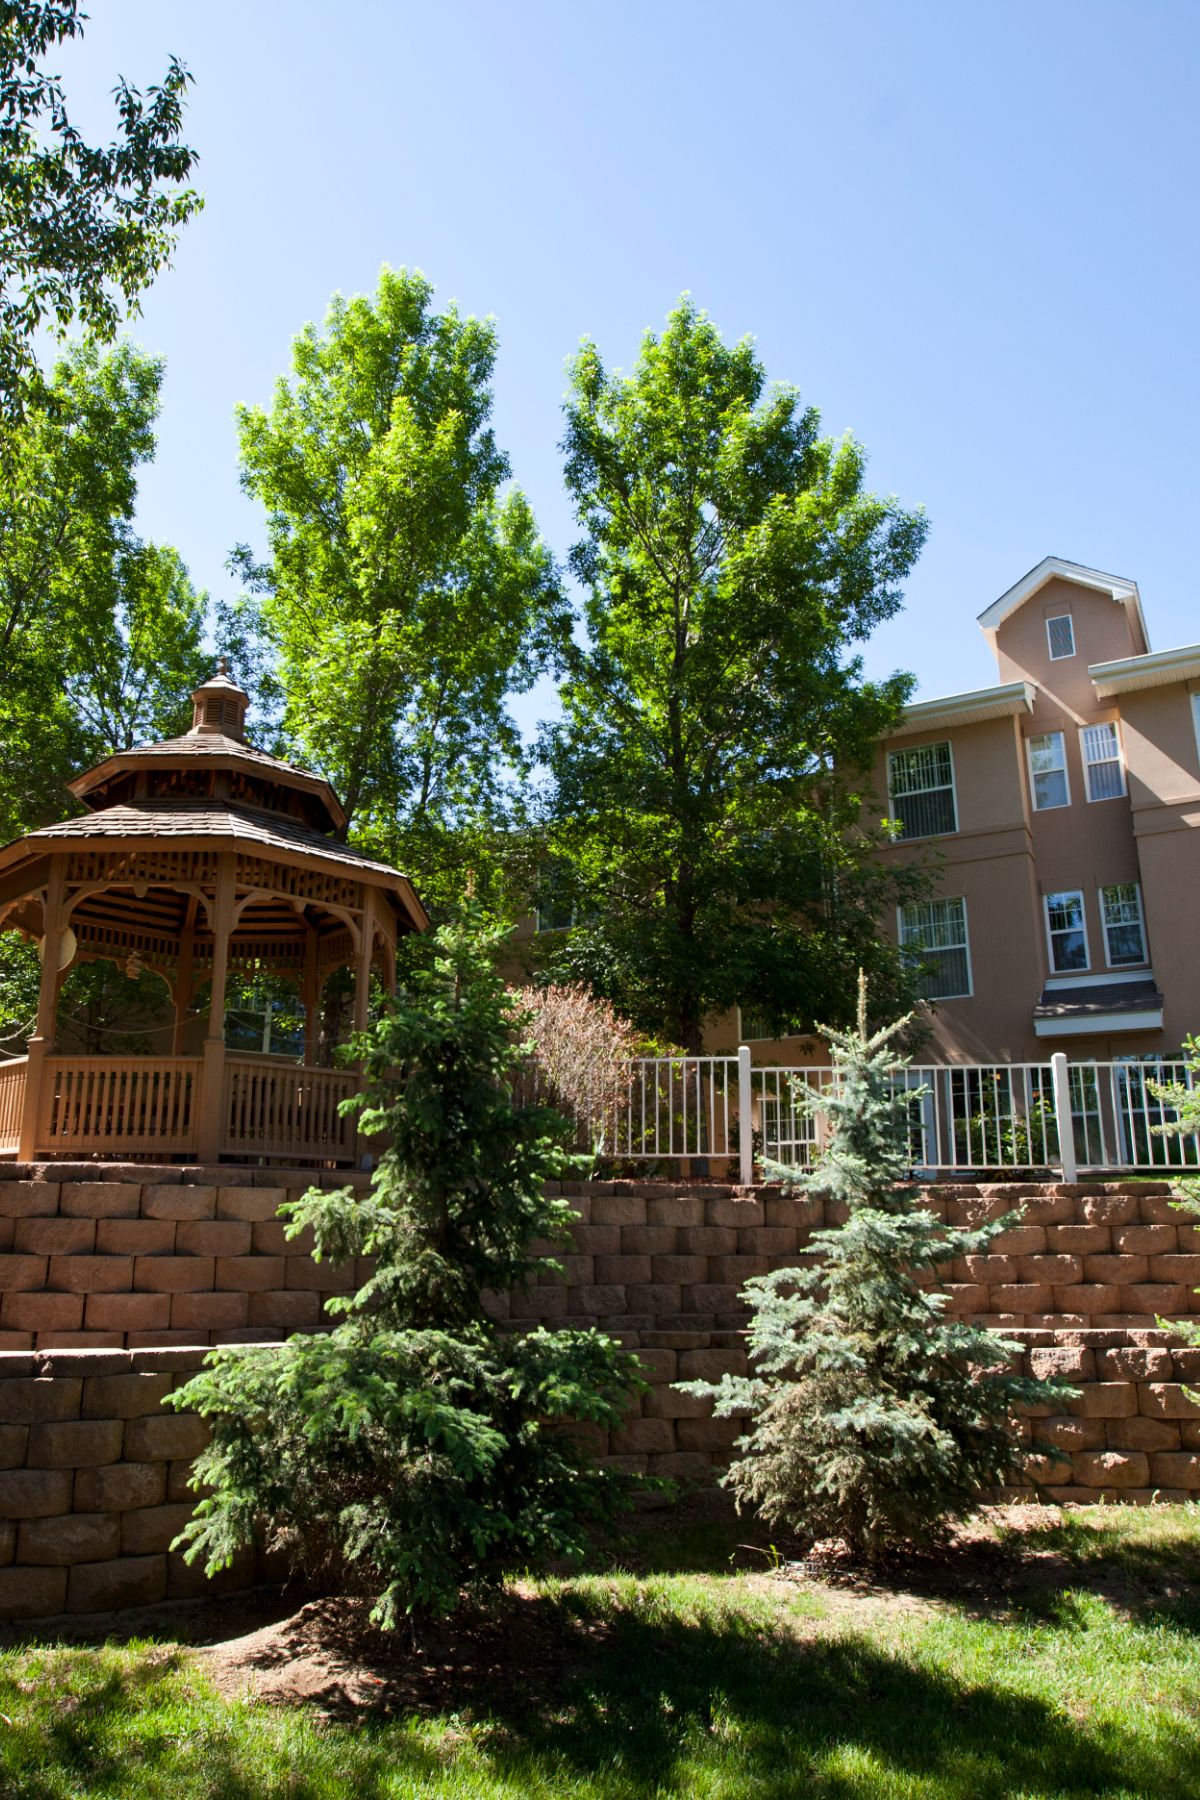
[172,896,197,1056]
[303,918,320,1066]
[197,855,236,1163]
[352,888,378,1037]
[18,860,66,1161]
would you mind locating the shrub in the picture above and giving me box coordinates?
[172,918,643,1628]
[681,974,1069,1559]
[511,980,642,1155]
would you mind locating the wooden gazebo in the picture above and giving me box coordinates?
[0,663,427,1164]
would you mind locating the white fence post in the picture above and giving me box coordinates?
[737,1045,754,1187]
[1050,1051,1078,1182]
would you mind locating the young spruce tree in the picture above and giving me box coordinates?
[682,975,1065,1557]
[172,919,641,1627]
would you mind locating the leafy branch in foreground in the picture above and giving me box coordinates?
[172,917,643,1628]
[681,974,1072,1558]
[0,0,202,418]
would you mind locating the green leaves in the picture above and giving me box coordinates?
[0,2,201,420]
[541,296,930,1048]
[0,341,208,844]
[235,267,568,910]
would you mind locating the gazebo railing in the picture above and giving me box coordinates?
[39,1056,201,1156]
[222,1056,358,1162]
[0,1058,27,1154]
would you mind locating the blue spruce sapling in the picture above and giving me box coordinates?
[681,974,1067,1558]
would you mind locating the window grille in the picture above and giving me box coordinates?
[740,1007,785,1042]
[1100,883,1147,966]
[898,897,971,999]
[1027,732,1069,810]
[887,741,957,839]
[1046,614,1075,659]
[1081,721,1125,801]
[1046,890,1088,973]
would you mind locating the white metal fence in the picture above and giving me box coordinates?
[556,1050,1200,1182]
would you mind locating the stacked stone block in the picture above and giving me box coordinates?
[1007,1330,1200,1500]
[936,1183,1200,1327]
[1,1168,1199,1620]
[0,1167,370,1351]
[0,1346,257,1621]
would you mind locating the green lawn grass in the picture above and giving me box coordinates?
[2,1504,1199,1798]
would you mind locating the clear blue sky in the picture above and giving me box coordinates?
[58,1,1200,727]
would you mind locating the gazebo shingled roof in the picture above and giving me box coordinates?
[0,661,427,1165]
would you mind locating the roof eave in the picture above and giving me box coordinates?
[886,680,1035,738]
[1089,643,1200,698]
[1033,1007,1164,1037]
[68,747,348,833]
[977,556,1149,653]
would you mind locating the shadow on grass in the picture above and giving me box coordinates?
[460,1585,1200,1800]
[622,1495,1200,1632]
[0,1645,454,1800]
[1,1583,1197,1800]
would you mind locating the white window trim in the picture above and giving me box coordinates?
[1099,882,1148,970]
[1026,730,1071,811]
[1046,613,1076,660]
[896,896,973,1000]
[1044,889,1090,975]
[1191,692,1200,770]
[1079,720,1126,803]
[886,740,959,840]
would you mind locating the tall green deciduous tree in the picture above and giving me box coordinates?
[0,341,208,841]
[0,341,210,1049]
[234,267,567,910]
[67,540,209,754]
[0,0,201,419]
[539,298,929,1051]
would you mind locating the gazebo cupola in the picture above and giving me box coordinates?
[0,664,427,1165]
[189,657,251,739]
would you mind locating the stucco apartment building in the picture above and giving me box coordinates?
[853,555,1200,1066]
[534,553,1198,1072]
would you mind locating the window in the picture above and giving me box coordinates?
[1100,883,1147,966]
[739,1006,807,1041]
[1081,721,1125,801]
[887,741,957,839]
[534,902,575,933]
[1027,731,1070,810]
[1192,693,1200,766]
[898,897,972,999]
[1046,614,1075,660]
[1045,890,1089,973]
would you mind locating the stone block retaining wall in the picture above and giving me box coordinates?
[0,1167,1198,1620]
[0,1164,371,1350]
[0,1346,255,1621]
